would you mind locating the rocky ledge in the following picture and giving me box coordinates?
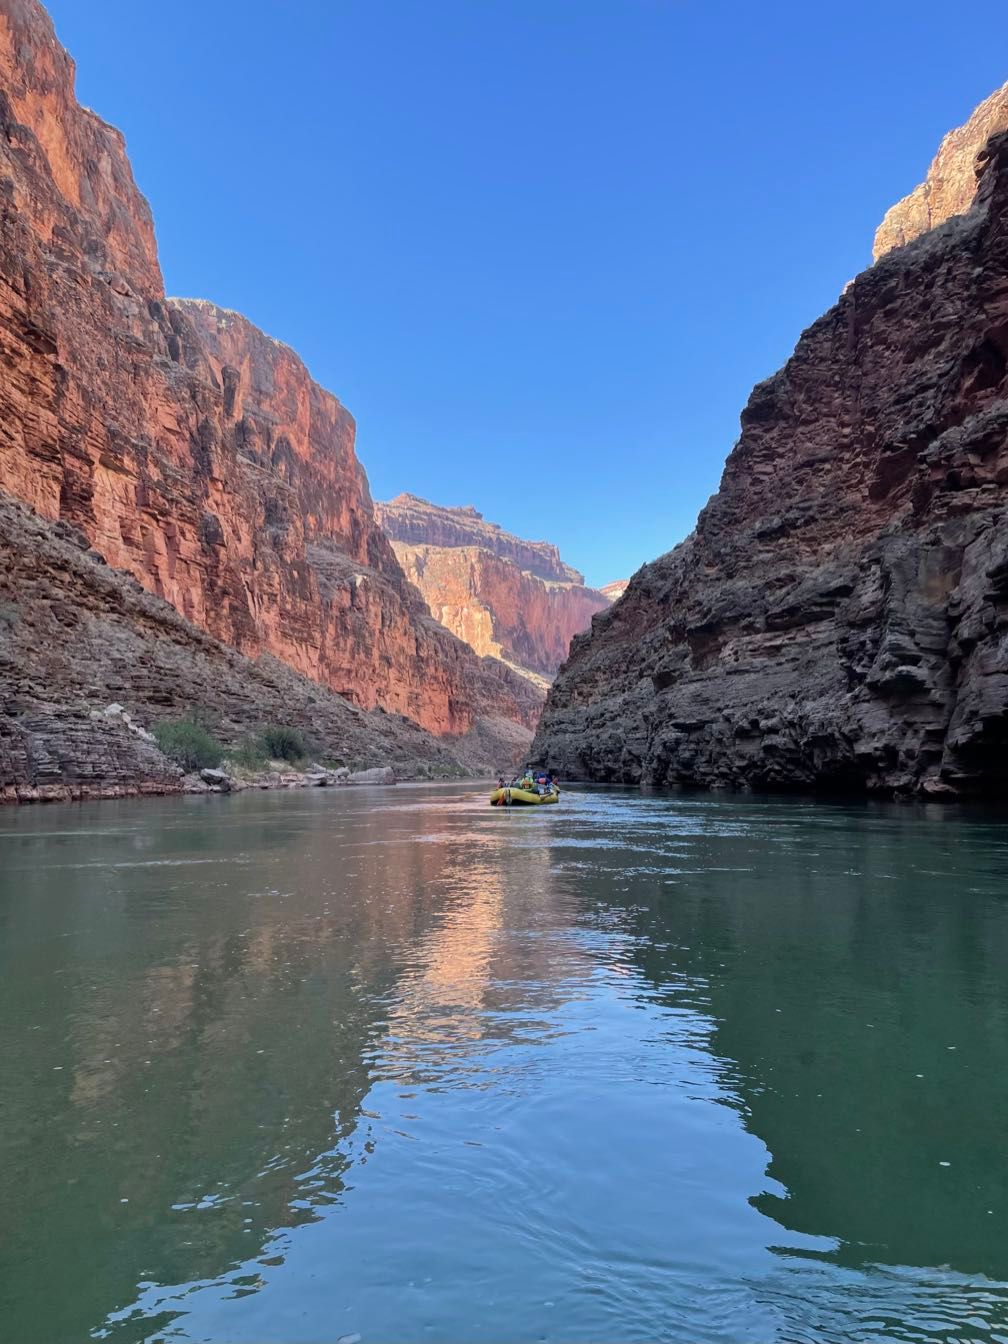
[533,101,1008,798]
[185,764,397,794]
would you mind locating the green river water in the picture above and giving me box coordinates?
[0,784,1006,1343]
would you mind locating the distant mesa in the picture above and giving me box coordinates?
[376,494,618,681]
[377,493,585,585]
[601,580,628,601]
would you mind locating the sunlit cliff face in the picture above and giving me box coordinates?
[0,0,537,742]
[377,495,612,681]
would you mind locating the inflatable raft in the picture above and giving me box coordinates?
[490,786,559,806]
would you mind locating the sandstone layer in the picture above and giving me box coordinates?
[534,110,1008,797]
[377,495,612,679]
[874,81,1008,261]
[0,0,539,796]
[0,497,530,802]
[377,494,584,584]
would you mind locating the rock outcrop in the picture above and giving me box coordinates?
[874,81,1008,260]
[601,580,629,602]
[533,101,1008,797]
[377,495,611,678]
[0,0,539,794]
[0,497,528,802]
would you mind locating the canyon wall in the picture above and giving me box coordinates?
[0,0,540,790]
[533,99,1008,797]
[376,494,584,584]
[0,497,527,803]
[377,495,612,678]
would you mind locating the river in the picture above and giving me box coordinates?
[0,784,1006,1343]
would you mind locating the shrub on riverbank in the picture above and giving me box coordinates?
[259,725,309,764]
[227,737,270,771]
[152,718,223,772]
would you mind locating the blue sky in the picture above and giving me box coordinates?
[47,1,1008,588]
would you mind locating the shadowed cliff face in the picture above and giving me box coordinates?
[377,496,612,679]
[534,112,1008,796]
[0,0,539,747]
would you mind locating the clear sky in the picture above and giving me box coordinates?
[46,1,1008,588]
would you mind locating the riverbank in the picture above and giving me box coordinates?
[183,762,399,796]
[0,759,479,806]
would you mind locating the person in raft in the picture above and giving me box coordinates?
[501,769,558,794]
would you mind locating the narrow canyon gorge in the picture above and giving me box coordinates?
[2,0,1007,803]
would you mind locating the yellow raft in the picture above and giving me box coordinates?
[490,786,559,806]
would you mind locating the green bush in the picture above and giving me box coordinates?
[227,737,269,771]
[259,725,309,764]
[152,718,223,772]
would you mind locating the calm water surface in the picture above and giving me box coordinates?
[1,784,1006,1343]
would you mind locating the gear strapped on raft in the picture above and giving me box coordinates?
[490,769,560,806]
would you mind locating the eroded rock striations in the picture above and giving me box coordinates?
[377,494,583,583]
[0,0,540,798]
[534,98,1008,797]
[377,494,611,678]
[0,497,525,802]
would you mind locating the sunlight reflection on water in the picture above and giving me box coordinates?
[0,784,1006,1342]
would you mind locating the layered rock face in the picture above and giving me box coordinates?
[534,105,1008,796]
[601,580,628,601]
[377,494,583,584]
[377,495,611,678]
[0,497,530,802]
[0,0,539,773]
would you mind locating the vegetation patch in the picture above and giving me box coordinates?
[258,725,310,764]
[152,718,223,772]
[227,737,270,772]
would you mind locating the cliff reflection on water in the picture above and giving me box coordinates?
[0,785,1006,1343]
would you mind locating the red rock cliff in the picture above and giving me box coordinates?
[0,0,540,738]
[377,495,611,678]
[534,94,1008,796]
